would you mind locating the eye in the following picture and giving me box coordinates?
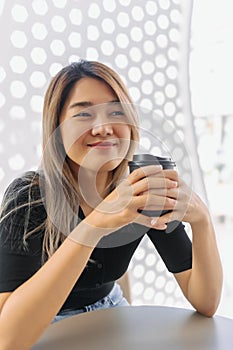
[110,110,125,117]
[73,112,92,118]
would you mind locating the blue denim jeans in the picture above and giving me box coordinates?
[52,283,129,323]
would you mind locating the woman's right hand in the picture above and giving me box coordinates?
[85,165,178,234]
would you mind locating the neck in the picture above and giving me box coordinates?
[78,169,113,212]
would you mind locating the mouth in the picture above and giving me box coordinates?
[87,141,117,149]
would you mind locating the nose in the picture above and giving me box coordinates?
[91,120,113,137]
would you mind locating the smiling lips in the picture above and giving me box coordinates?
[88,141,117,149]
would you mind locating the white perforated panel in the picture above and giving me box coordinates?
[0,0,203,308]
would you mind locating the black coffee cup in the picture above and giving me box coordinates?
[128,154,176,217]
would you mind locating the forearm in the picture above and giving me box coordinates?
[186,217,223,316]
[0,222,98,350]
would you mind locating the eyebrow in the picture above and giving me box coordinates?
[69,100,120,109]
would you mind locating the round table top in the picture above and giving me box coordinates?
[33,305,233,350]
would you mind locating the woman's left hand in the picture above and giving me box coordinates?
[151,170,209,228]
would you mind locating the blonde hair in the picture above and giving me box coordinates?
[5,60,139,262]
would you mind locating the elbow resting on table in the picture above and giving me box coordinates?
[193,295,221,318]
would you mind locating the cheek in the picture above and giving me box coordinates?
[60,121,86,153]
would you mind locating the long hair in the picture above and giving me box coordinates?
[20,60,139,262]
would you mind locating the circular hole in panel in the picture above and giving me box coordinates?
[143,40,156,55]
[132,6,144,21]
[175,112,184,127]
[155,54,167,69]
[132,282,144,296]
[88,3,101,18]
[86,47,99,60]
[101,18,115,33]
[156,34,168,48]
[165,83,177,98]
[31,23,48,40]
[87,25,100,41]
[140,136,151,150]
[143,287,155,301]
[116,33,129,49]
[154,91,165,105]
[166,65,178,80]
[169,28,180,43]
[10,106,26,120]
[30,95,43,113]
[8,154,25,170]
[145,1,158,16]
[153,72,166,87]
[133,264,145,278]
[101,40,114,56]
[145,273,156,286]
[129,86,141,101]
[117,12,130,28]
[129,47,142,62]
[31,47,47,64]
[68,32,81,48]
[155,275,166,289]
[69,55,81,63]
[10,56,27,74]
[69,9,82,25]
[103,0,116,12]
[142,61,155,75]
[157,15,170,30]
[128,67,142,83]
[0,66,6,83]
[32,0,48,15]
[156,260,166,272]
[49,62,63,76]
[170,9,181,24]
[10,31,28,48]
[159,0,170,10]
[50,40,65,56]
[172,146,184,162]
[52,0,67,8]
[51,15,67,32]
[119,0,131,5]
[141,80,153,95]
[134,246,146,260]
[130,27,143,42]
[144,21,157,36]
[162,120,174,134]
[30,71,46,88]
[10,81,27,98]
[145,253,156,267]
[115,54,128,69]
[168,47,179,61]
[0,93,5,108]
[11,5,28,22]
[164,102,176,117]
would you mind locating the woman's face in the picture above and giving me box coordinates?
[59,77,131,174]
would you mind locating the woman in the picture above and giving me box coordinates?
[0,60,222,349]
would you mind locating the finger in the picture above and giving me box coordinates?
[132,177,178,196]
[135,193,177,211]
[163,169,179,182]
[135,214,167,230]
[127,165,163,184]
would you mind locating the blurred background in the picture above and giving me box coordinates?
[0,0,233,318]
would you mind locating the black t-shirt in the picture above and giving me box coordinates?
[0,172,192,312]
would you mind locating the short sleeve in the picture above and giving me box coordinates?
[147,221,192,273]
[0,172,46,292]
